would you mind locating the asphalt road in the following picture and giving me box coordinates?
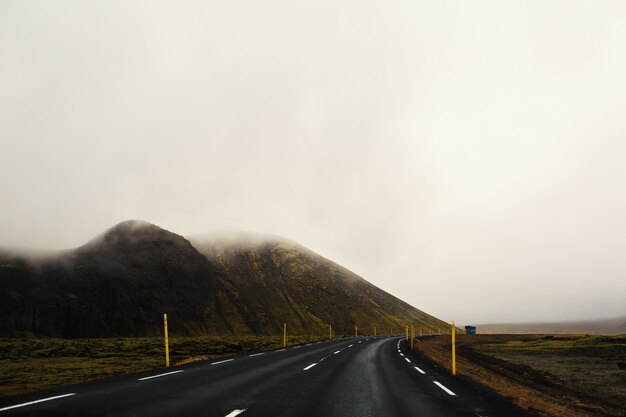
[0,336,532,417]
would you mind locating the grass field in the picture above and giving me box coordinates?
[473,335,626,416]
[411,334,626,417]
[0,335,326,398]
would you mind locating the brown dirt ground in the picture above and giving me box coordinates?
[410,334,626,417]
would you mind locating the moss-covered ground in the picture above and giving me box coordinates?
[0,335,325,397]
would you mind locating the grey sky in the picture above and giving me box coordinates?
[1,1,625,324]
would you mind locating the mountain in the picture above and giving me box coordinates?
[187,232,446,336]
[0,221,449,338]
[0,221,243,337]
[476,317,626,335]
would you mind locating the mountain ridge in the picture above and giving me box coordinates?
[0,220,450,338]
[477,316,626,335]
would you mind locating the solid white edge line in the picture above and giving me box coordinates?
[433,381,456,396]
[211,359,234,365]
[249,352,265,357]
[414,366,426,374]
[138,370,184,381]
[224,409,247,417]
[0,393,76,412]
[293,346,302,349]
[405,358,411,363]
[276,348,286,352]
[303,363,317,371]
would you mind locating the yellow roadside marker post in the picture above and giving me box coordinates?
[163,313,170,368]
[405,325,408,341]
[329,324,332,339]
[410,325,414,349]
[355,324,358,337]
[451,320,456,376]
[283,322,287,348]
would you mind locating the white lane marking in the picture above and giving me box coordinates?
[303,363,317,371]
[225,409,246,417]
[138,370,184,381]
[400,353,404,357]
[211,359,234,365]
[293,346,302,349]
[405,358,411,363]
[277,348,286,352]
[249,352,265,357]
[414,366,426,374]
[306,343,312,346]
[348,344,354,348]
[334,350,341,354]
[358,341,362,344]
[0,393,76,412]
[397,349,401,352]
[433,381,456,396]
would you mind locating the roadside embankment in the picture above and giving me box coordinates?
[410,334,626,417]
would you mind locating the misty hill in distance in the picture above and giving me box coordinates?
[0,220,448,338]
[477,316,626,335]
[188,231,445,338]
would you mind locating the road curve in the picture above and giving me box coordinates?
[0,336,531,416]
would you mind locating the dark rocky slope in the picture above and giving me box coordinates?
[0,221,449,338]
[0,221,241,337]
[188,232,448,336]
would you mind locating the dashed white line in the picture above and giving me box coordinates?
[400,353,404,357]
[433,381,456,396]
[211,359,234,365]
[334,350,341,354]
[0,393,76,412]
[358,341,362,344]
[303,363,317,371]
[414,366,426,374]
[293,346,302,349]
[348,344,354,348]
[276,348,286,352]
[404,358,411,363]
[249,352,265,357]
[224,409,246,417]
[138,370,184,381]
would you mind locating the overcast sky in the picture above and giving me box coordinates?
[1,1,625,324]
